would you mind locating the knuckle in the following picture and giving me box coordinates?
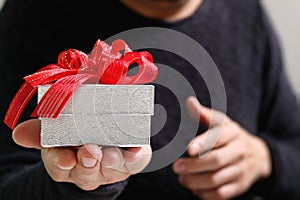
[126,161,148,175]
[227,122,238,132]
[76,168,94,177]
[240,152,247,160]
[69,170,101,189]
[49,171,68,182]
[234,165,243,178]
[229,123,239,135]
[237,143,246,153]
[239,179,249,192]
[223,115,231,125]
[213,188,227,200]
[212,151,223,169]
[230,121,239,128]
[73,175,100,191]
[239,181,246,191]
[101,169,130,185]
[235,148,245,160]
[208,174,219,187]
[102,174,114,184]
[237,162,246,176]
[76,181,100,191]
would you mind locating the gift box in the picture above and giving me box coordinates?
[38,84,154,147]
[4,39,158,148]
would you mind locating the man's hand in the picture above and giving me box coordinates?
[173,97,272,200]
[12,119,152,191]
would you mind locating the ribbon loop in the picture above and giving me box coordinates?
[58,49,88,70]
[4,39,158,129]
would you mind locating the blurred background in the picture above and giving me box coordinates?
[262,0,300,96]
[0,0,3,10]
[0,0,299,95]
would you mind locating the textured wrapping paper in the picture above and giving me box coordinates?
[38,84,155,147]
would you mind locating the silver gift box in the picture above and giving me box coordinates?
[38,85,155,147]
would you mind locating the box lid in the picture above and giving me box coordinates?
[38,84,154,115]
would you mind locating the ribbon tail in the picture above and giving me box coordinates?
[32,74,95,118]
[24,67,78,87]
[4,82,37,129]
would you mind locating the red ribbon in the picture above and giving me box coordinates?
[4,39,158,129]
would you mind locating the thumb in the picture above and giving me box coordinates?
[12,119,42,149]
[186,96,224,127]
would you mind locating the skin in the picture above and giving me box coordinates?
[173,97,272,200]
[12,120,152,191]
[121,0,203,21]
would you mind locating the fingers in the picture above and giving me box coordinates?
[101,147,124,168]
[186,96,231,157]
[182,97,259,199]
[186,96,227,128]
[98,147,130,185]
[41,144,151,191]
[173,139,243,175]
[187,122,240,157]
[101,146,151,172]
[99,146,152,184]
[42,148,77,182]
[187,126,222,157]
[123,146,152,174]
[178,162,243,190]
[78,144,102,168]
[42,144,104,191]
[12,119,42,149]
[70,144,103,190]
[194,181,245,200]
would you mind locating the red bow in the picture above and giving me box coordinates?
[4,39,158,129]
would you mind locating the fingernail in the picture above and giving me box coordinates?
[82,157,97,168]
[84,144,102,161]
[56,164,74,170]
[175,163,185,173]
[191,143,201,153]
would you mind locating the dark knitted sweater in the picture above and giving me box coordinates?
[1,0,300,199]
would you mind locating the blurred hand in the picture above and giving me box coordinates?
[12,119,152,191]
[173,97,272,200]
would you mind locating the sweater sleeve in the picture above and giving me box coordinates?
[252,2,300,199]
